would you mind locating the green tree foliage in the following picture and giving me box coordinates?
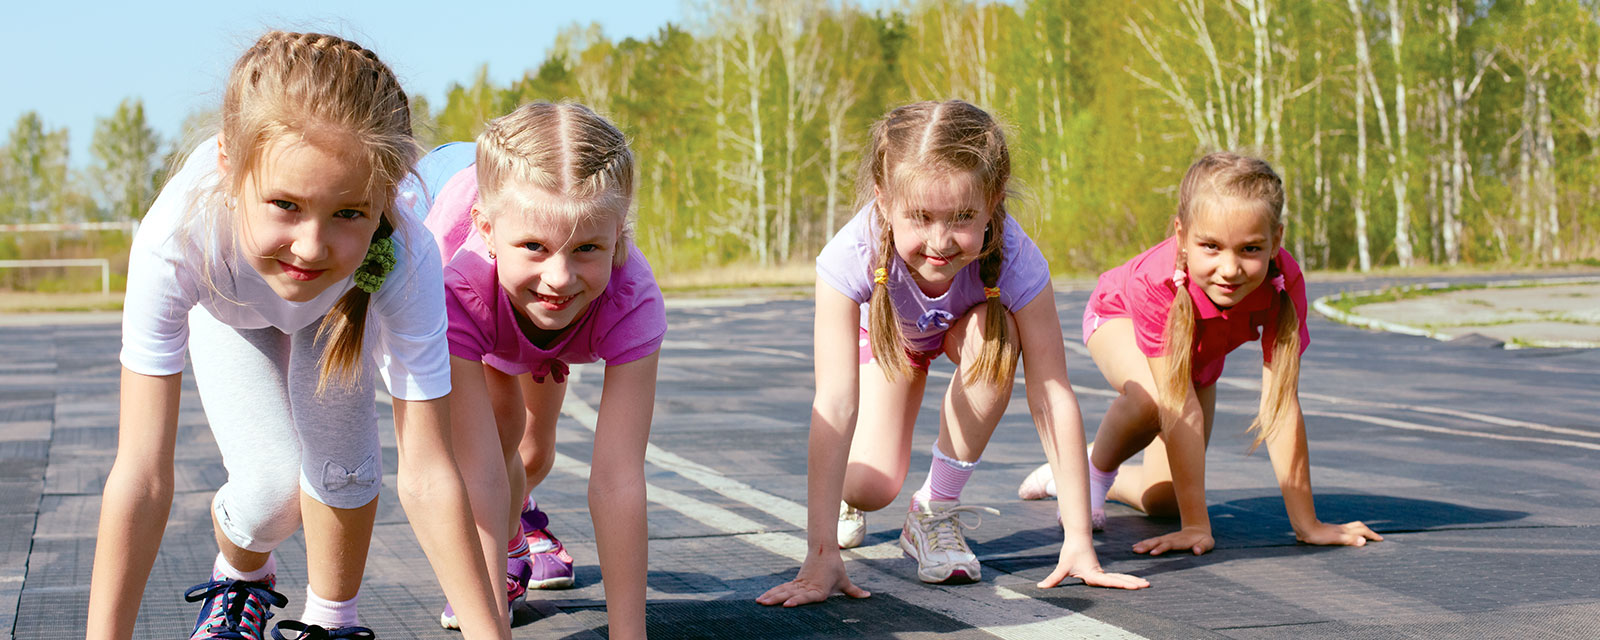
[91,98,163,221]
[1,112,71,225]
[25,0,1589,275]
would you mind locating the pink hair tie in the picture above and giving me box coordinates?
[1171,269,1187,288]
[1271,274,1287,293]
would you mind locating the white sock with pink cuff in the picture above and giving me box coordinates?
[1087,460,1118,530]
[911,442,979,510]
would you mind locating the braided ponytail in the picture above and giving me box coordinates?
[963,218,1017,386]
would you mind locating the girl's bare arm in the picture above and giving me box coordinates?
[588,350,659,640]
[86,368,182,640]
[1013,290,1149,589]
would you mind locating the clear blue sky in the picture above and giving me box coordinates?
[1,1,685,166]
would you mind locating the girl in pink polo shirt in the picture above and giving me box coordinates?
[418,103,664,638]
[1019,152,1382,557]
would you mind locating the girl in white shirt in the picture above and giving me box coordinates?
[87,31,507,640]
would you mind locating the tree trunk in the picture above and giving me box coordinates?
[1349,0,1372,271]
[1387,0,1413,266]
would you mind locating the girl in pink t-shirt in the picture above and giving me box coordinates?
[758,101,1147,609]
[1019,152,1382,557]
[420,103,664,637]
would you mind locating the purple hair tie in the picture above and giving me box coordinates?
[1270,274,1287,293]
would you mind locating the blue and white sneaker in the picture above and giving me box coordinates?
[185,569,288,640]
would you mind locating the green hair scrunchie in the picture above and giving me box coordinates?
[353,237,396,294]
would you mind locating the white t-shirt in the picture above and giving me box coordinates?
[119,139,451,401]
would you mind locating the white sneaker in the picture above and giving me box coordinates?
[837,501,866,549]
[899,500,999,584]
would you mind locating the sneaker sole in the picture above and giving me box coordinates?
[528,575,574,590]
[440,613,460,630]
[898,533,981,585]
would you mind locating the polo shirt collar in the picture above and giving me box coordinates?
[1185,277,1274,320]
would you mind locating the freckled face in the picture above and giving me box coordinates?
[476,186,623,333]
[880,171,993,297]
[1179,196,1280,308]
[230,131,380,303]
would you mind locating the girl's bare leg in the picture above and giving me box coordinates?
[301,494,377,601]
[841,364,927,512]
[516,374,566,498]
[1105,386,1216,517]
[934,305,1018,463]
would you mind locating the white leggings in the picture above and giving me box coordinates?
[188,307,382,553]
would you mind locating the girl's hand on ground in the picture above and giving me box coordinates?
[1038,546,1150,590]
[1133,527,1214,556]
[756,552,870,607]
[1297,520,1383,547]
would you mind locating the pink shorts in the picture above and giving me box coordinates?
[858,327,940,371]
[1081,300,1116,346]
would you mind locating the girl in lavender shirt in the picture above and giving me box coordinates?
[418,103,663,638]
[758,101,1147,609]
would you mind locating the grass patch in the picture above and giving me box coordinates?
[1329,282,1489,313]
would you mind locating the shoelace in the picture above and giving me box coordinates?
[839,503,863,521]
[917,505,1000,553]
[271,620,375,640]
[186,579,288,638]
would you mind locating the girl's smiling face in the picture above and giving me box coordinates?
[231,129,381,303]
[475,185,622,335]
[880,171,993,297]
[1178,195,1281,308]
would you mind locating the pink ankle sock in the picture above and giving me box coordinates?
[911,443,979,509]
[214,552,274,582]
[301,587,359,629]
[508,523,531,560]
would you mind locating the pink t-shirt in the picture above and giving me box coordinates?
[1087,236,1310,387]
[426,166,666,381]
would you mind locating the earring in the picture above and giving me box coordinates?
[487,248,496,260]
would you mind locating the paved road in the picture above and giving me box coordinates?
[2,273,1598,639]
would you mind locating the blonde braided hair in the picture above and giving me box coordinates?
[475,101,636,266]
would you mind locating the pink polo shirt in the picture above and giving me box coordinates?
[426,165,666,381]
[1086,236,1309,387]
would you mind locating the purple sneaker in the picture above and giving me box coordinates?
[439,556,533,630]
[186,568,288,640]
[521,501,575,590]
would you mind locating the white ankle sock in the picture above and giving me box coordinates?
[301,587,359,629]
[214,552,274,582]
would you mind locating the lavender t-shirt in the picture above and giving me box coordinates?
[423,158,666,380]
[815,203,1052,352]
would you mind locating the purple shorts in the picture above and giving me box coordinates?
[858,327,940,371]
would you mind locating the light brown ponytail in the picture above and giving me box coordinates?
[963,219,1017,386]
[1157,247,1197,424]
[867,208,912,381]
[1250,278,1301,450]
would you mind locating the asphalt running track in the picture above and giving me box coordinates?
[2,273,1597,639]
